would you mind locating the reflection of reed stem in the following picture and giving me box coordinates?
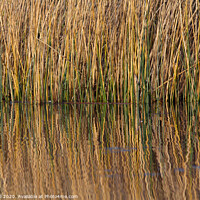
[0,104,199,199]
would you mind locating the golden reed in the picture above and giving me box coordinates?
[0,0,199,103]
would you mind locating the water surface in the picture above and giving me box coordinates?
[0,103,199,199]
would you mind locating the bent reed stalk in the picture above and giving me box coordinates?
[0,0,199,104]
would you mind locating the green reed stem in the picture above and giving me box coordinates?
[0,46,2,103]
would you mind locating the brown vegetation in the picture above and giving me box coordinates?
[0,0,199,103]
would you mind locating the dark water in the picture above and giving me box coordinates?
[0,103,200,200]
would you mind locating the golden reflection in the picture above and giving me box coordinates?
[0,103,199,199]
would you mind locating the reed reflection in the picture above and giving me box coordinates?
[0,103,199,199]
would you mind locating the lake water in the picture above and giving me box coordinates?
[0,103,199,199]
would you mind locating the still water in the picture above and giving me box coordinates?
[0,103,199,199]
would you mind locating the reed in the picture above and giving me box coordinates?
[0,46,2,102]
[0,0,199,103]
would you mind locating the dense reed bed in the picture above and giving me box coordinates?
[0,0,200,103]
[0,103,200,199]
